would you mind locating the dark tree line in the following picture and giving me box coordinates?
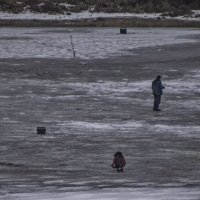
[63,0,200,13]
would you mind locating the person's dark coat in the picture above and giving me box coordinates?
[152,79,165,96]
[112,152,126,169]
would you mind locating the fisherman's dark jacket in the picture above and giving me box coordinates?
[152,79,164,96]
[112,156,126,168]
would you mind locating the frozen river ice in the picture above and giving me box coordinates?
[3,188,200,200]
[0,27,199,59]
[0,28,200,199]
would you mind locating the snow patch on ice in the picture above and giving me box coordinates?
[3,187,200,200]
[65,120,144,131]
[167,80,200,94]
[0,95,10,98]
[56,119,200,137]
[66,81,150,95]
[165,71,200,94]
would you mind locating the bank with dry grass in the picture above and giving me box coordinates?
[0,17,200,28]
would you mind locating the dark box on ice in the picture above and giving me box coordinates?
[37,127,46,134]
[120,28,127,34]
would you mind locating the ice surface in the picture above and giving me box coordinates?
[0,28,199,59]
[0,28,200,199]
[3,188,200,200]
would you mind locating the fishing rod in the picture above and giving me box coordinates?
[70,34,76,58]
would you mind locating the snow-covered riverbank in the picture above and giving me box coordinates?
[0,11,200,21]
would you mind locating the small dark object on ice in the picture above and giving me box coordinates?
[111,151,126,172]
[120,28,127,34]
[37,127,46,134]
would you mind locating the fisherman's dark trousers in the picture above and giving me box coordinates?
[153,95,161,110]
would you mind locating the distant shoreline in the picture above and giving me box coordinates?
[1,17,200,27]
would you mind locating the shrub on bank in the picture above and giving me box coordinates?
[0,0,24,13]
[30,2,65,14]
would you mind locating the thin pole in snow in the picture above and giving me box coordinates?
[70,34,76,58]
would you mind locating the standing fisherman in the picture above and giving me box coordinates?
[152,75,165,111]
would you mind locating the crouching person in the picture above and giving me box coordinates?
[111,152,126,172]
